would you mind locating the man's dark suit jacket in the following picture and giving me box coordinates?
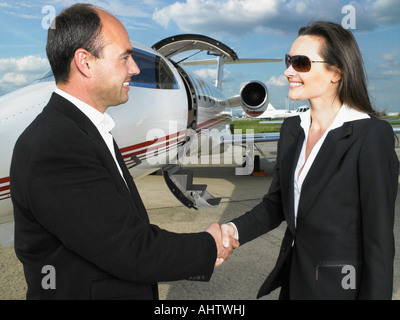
[232,115,398,300]
[10,93,217,300]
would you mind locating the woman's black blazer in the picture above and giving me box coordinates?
[232,115,398,300]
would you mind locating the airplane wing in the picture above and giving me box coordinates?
[221,132,280,144]
[181,58,282,66]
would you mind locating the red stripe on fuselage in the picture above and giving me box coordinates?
[0,116,231,201]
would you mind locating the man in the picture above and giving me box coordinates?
[10,4,238,300]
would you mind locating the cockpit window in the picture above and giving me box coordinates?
[33,49,179,90]
[130,48,178,89]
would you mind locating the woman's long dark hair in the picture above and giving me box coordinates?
[298,21,379,117]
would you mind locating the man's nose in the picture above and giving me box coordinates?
[129,57,140,76]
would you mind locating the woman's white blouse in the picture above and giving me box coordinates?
[229,104,370,240]
[293,104,370,227]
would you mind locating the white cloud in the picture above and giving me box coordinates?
[193,67,234,83]
[153,0,284,35]
[267,75,287,87]
[0,56,48,73]
[378,52,400,77]
[194,68,218,81]
[152,0,399,35]
[1,0,158,20]
[381,70,400,76]
[0,72,28,86]
[381,53,399,66]
[0,56,49,93]
[90,0,151,18]
[371,0,400,24]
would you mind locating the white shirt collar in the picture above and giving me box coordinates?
[299,104,370,132]
[55,88,115,133]
[294,104,369,227]
[54,89,127,186]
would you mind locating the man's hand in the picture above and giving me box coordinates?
[221,223,238,248]
[206,223,239,267]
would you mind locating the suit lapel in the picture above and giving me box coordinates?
[280,121,304,235]
[113,140,150,223]
[50,93,149,221]
[298,122,354,219]
[52,93,126,178]
[49,93,107,148]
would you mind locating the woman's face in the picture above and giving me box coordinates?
[284,35,341,104]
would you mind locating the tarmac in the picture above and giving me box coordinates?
[0,141,399,300]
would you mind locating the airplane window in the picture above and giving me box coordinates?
[130,49,178,89]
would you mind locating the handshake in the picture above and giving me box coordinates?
[206,223,240,267]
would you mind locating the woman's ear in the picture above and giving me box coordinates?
[74,49,92,78]
[331,67,342,83]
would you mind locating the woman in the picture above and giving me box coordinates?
[222,21,398,300]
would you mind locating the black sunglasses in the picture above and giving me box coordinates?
[285,54,327,72]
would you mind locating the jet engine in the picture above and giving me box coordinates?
[240,81,269,117]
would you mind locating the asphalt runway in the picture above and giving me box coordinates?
[0,141,399,300]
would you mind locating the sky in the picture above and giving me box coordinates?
[0,0,399,113]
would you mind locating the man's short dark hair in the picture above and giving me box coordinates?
[46,3,105,84]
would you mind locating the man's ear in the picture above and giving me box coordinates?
[74,49,92,78]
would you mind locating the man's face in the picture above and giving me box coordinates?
[89,12,140,112]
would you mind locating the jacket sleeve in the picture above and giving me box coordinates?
[357,120,398,299]
[25,128,217,284]
[230,121,287,245]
